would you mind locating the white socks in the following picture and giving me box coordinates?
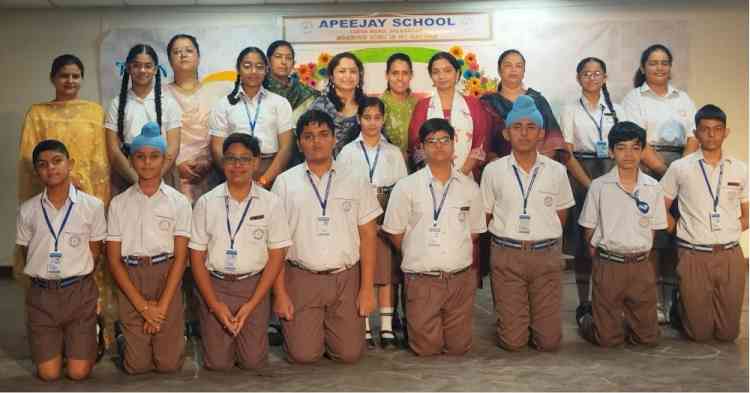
[380,307,394,338]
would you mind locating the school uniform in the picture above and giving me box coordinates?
[107,181,192,374]
[660,150,748,342]
[578,168,667,347]
[16,184,107,364]
[271,161,382,363]
[337,135,408,285]
[480,153,574,351]
[104,88,182,147]
[189,182,292,370]
[382,166,486,355]
[208,86,293,178]
[560,96,621,269]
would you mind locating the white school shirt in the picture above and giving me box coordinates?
[481,153,575,241]
[382,166,486,273]
[560,95,624,153]
[16,184,107,279]
[208,86,293,155]
[660,150,748,244]
[271,161,383,271]
[621,83,696,147]
[104,88,182,144]
[189,182,293,275]
[579,168,668,253]
[336,135,408,187]
[107,182,192,256]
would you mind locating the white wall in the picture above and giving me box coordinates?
[1,0,747,265]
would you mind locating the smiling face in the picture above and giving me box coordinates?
[34,150,73,188]
[359,105,385,140]
[168,37,199,76]
[577,60,606,96]
[642,49,672,87]
[238,51,267,92]
[222,142,259,186]
[128,52,157,88]
[51,64,82,100]
[331,57,360,93]
[429,58,458,92]
[130,146,164,182]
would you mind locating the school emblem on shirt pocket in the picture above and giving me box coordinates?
[68,234,82,248]
[342,200,353,212]
[253,228,265,240]
[544,196,554,207]
[159,219,171,231]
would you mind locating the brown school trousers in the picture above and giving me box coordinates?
[281,263,365,364]
[404,268,476,356]
[490,241,563,351]
[676,245,747,342]
[26,275,99,364]
[582,254,659,347]
[117,260,185,374]
[196,274,270,370]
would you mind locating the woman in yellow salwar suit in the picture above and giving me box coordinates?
[16,54,115,355]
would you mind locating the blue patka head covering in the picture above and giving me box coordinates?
[506,95,544,129]
[130,121,166,154]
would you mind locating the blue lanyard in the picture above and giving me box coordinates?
[699,160,723,212]
[41,197,75,252]
[616,184,650,214]
[429,178,453,226]
[359,141,381,184]
[579,98,605,141]
[225,195,252,250]
[307,170,333,216]
[512,165,539,215]
[243,94,263,135]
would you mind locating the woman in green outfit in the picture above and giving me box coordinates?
[380,53,417,169]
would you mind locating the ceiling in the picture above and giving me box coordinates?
[0,0,476,6]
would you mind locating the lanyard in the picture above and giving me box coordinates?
[307,170,333,216]
[41,197,75,252]
[359,141,381,184]
[579,98,605,141]
[699,160,723,212]
[429,179,454,226]
[243,94,263,135]
[511,165,539,215]
[616,184,650,214]
[225,196,253,250]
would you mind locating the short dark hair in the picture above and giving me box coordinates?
[33,139,70,166]
[50,54,84,79]
[296,110,335,141]
[223,133,261,157]
[419,118,455,143]
[608,121,646,149]
[357,96,385,117]
[695,104,727,127]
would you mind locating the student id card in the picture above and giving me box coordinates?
[595,140,609,159]
[710,212,722,232]
[518,214,531,234]
[317,216,331,236]
[48,251,62,275]
[225,249,238,272]
[428,226,441,247]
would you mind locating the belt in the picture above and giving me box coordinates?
[209,270,260,281]
[597,249,649,264]
[405,266,470,280]
[650,144,684,153]
[31,274,87,289]
[676,239,739,253]
[260,153,276,160]
[288,260,354,275]
[122,253,173,266]
[491,235,558,251]
[573,152,608,160]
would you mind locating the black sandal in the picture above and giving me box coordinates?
[365,330,376,350]
[379,330,399,350]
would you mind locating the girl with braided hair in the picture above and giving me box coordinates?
[105,44,182,191]
[559,57,624,307]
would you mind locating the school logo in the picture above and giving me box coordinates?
[159,220,171,231]
[544,196,554,207]
[253,228,265,240]
[639,217,650,228]
[342,200,352,212]
[68,234,81,248]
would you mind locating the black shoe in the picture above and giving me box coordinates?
[392,310,403,332]
[113,320,126,371]
[185,320,201,338]
[268,323,284,347]
[365,331,376,350]
[380,330,398,350]
[669,289,683,332]
[576,301,593,328]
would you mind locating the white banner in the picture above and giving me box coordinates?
[283,13,492,44]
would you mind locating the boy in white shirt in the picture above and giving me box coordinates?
[16,139,107,381]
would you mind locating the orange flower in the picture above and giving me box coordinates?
[465,52,477,64]
[297,65,311,79]
[448,45,464,59]
[468,77,481,89]
[317,52,332,66]
[468,85,482,97]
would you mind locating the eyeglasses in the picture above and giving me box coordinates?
[580,71,604,80]
[242,62,267,73]
[424,136,452,145]
[222,155,253,165]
